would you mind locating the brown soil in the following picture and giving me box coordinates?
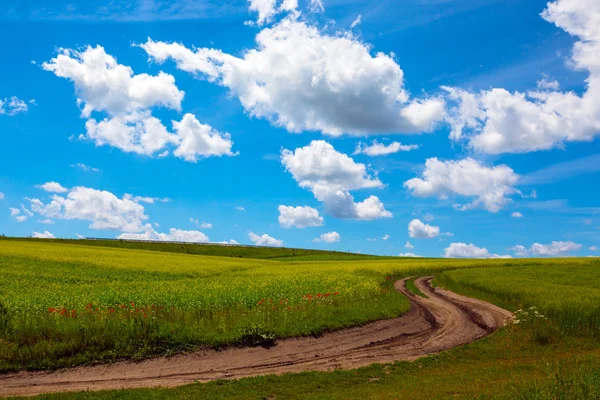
[0,277,512,398]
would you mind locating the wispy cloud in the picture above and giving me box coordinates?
[519,154,600,186]
[520,199,600,215]
[2,0,246,22]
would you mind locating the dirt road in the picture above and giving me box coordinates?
[0,277,512,397]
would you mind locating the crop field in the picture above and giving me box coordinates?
[1,238,600,399]
[435,264,600,337]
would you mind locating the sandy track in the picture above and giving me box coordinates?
[0,277,511,398]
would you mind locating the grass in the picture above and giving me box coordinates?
[405,278,428,298]
[0,237,388,261]
[435,263,600,337]
[2,239,600,398]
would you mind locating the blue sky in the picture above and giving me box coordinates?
[0,0,599,258]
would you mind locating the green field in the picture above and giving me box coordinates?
[2,238,600,399]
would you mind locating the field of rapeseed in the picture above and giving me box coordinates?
[2,238,599,376]
[0,240,413,372]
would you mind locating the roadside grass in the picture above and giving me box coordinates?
[405,278,428,298]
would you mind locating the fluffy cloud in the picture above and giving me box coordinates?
[590,246,598,251]
[0,96,28,116]
[247,0,298,25]
[404,157,520,212]
[405,241,414,249]
[217,239,240,245]
[32,230,55,239]
[353,141,419,156]
[399,252,422,257]
[444,242,511,258]
[140,12,444,137]
[10,205,32,222]
[278,205,323,228]
[537,75,560,90]
[443,0,600,154]
[172,114,236,161]
[10,208,26,222]
[248,231,284,246]
[29,186,149,233]
[38,181,68,193]
[281,140,392,220]
[382,234,390,241]
[43,46,183,117]
[510,241,582,257]
[0,192,4,200]
[510,245,530,257]
[408,219,440,239]
[511,212,524,218]
[84,112,176,156]
[44,46,234,160]
[314,231,340,243]
[118,228,209,243]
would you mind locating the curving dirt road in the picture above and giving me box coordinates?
[0,277,512,398]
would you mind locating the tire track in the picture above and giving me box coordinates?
[0,277,511,398]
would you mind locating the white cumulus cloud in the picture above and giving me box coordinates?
[38,181,68,193]
[29,186,149,233]
[353,141,419,156]
[444,242,511,258]
[405,241,414,249]
[510,241,582,257]
[281,140,391,220]
[44,46,234,160]
[404,157,520,212]
[443,0,600,154]
[0,96,29,116]
[172,113,236,161]
[248,231,284,246]
[278,205,323,228]
[314,231,340,243]
[408,219,440,239]
[399,252,422,257]
[32,230,55,239]
[511,212,524,218]
[118,228,209,243]
[140,11,444,137]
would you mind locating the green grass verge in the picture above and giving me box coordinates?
[405,278,427,298]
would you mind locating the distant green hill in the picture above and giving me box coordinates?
[0,237,391,261]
